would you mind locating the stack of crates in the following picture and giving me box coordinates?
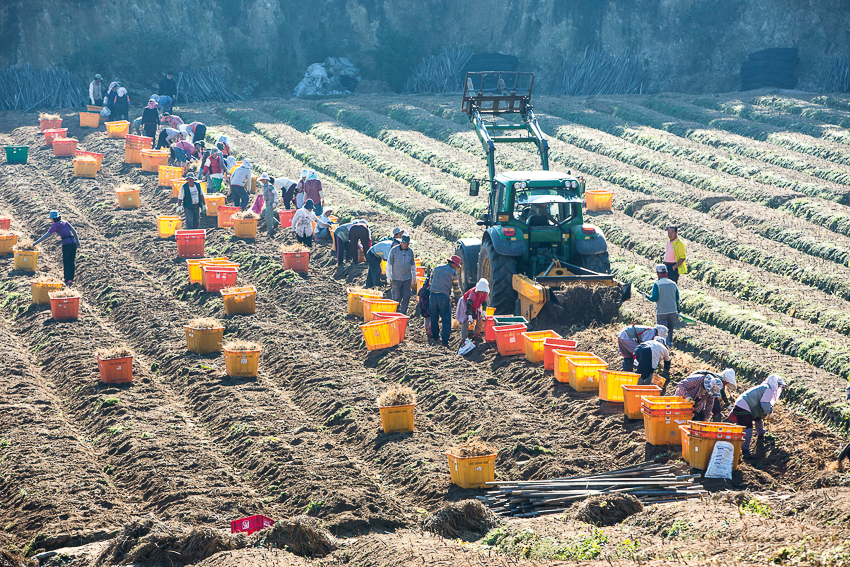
[680,421,745,470]
[640,396,694,446]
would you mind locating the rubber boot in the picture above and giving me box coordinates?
[742,428,754,456]
[622,357,634,372]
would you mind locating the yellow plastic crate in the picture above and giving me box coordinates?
[221,286,257,316]
[362,298,398,323]
[379,404,415,433]
[446,452,497,489]
[105,120,129,138]
[0,234,19,255]
[158,165,184,187]
[585,190,614,212]
[205,194,225,216]
[232,218,258,239]
[157,215,182,238]
[14,250,38,272]
[568,354,608,392]
[521,330,562,364]
[184,326,224,354]
[597,369,641,402]
[361,319,400,350]
[31,280,63,304]
[622,385,662,419]
[224,348,260,377]
[73,157,98,178]
[553,351,595,383]
[79,112,100,128]
[347,288,383,317]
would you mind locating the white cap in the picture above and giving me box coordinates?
[655,325,668,339]
[721,368,736,387]
[259,173,269,181]
[475,278,490,293]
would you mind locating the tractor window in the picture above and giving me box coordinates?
[513,187,577,226]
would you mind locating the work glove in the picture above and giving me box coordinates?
[177,206,184,214]
[662,360,671,379]
[201,205,207,215]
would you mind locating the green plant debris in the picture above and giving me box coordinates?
[739,498,773,518]
[482,526,609,561]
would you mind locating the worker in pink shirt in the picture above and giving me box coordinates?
[663,225,687,283]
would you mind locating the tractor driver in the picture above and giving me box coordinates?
[522,203,558,226]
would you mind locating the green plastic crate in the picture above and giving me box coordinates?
[4,146,28,164]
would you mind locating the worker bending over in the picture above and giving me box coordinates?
[730,374,786,456]
[633,335,670,385]
[365,228,402,288]
[617,324,667,371]
[675,368,736,421]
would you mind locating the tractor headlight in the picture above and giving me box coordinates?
[571,180,578,189]
[517,182,527,189]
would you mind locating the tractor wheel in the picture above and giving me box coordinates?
[581,251,611,275]
[478,238,518,315]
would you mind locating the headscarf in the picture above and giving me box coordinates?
[301,168,309,178]
[217,135,229,145]
[242,158,252,169]
[147,98,157,109]
[475,278,490,293]
[108,82,119,91]
[117,87,127,97]
[307,171,318,181]
[702,376,723,397]
[655,325,668,339]
[765,374,786,391]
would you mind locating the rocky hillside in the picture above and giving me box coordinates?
[1,0,847,94]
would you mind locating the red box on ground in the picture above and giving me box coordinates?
[231,515,274,535]
[175,229,206,258]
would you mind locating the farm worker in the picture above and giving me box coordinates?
[89,74,103,106]
[675,370,734,422]
[303,171,325,215]
[633,335,671,386]
[729,374,787,456]
[418,274,432,336]
[217,136,231,157]
[429,255,463,347]
[229,159,253,210]
[186,121,207,145]
[158,72,177,113]
[645,264,679,345]
[131,116,144,136]
[176,173,206,231]
[275,176,298,210]
[457,278,489,354]
[617,324,667,371]
[258,173,280,237]
[161,113,184,129]
[155,127,182,150]
[333,219,367,265]
[292,199,320,246]
[172,134,196,167]
[664,225,687,283]
[386,233,416,314]
[839,441,850,464]
[104,82,119,116]
[675,369,736,421]
[365,228,402,288]
[347,221,371,266]
[114,87,130,121]
[295,169,308,208]
[315,208,335,241]
[33,211,80,286]
[203,147,226,192]
[141,98,159,143]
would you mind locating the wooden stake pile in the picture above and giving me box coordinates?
[477,462,706,518]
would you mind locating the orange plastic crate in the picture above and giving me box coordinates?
[281,251,310,273]
[641,396,695,415]
[521,330,562,364]
[379,404,415,433]
[278,209,295,228]
[97,355,133,384]
[552,351,595,383]
[116,188,140,209]
[680,425,743,470]
[642,411,693,446]
[585,190,614,212]
[175,229,206,258]
[223,348,260,377]
[43,128,67,145]
[0,219,9,230]
[622,385,662,419]
[73,157,98,178]
[105,121,130,138]
[685,420,745,441]
[361,298,398,323]
[543,338,577,371]
[373,312,409,342]
[217,206,241,228]
[494,323,528,356]
[49,293,80,320]
[200,261,239,288]
[52,138,78,157]
[233,218,258,238]
[0,233,19,255]
[140,149,169,172]
[598,369,641,402]
[361,319,400,350]
[205,194,225,216]
[79,111,100,128]
[158,165,184,187]
[221,286,257,316]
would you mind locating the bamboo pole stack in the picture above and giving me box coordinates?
[553,46,648,96]
[477,462,706,518]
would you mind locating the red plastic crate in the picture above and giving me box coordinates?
[175,229,206,258]
[75,150,104,170]
[202,266,238,292]
[278,209,296,228]
[217,206,241,228]
[39,118,62,131]
[282,251,310,273]
[124,134,153,148]
[231,515,275,535]
[50,295,80,320]
[0,219,9,230]
[543,338,577,371]
[494,323,528,356]
[53,138,78,157]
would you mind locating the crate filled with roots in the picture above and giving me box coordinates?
[184,317,225,354]
[96,345,135,384]
[12,240,39,272]
[222,340,261,378]
[377,385,416,433]
[231,210,259,239]
[49,288,81,320]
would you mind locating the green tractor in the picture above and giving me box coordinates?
[453,72,630,325]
